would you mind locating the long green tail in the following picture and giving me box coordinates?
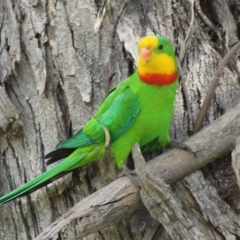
[0,152,88,204]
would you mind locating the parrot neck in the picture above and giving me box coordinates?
[137,52,178,86]
[138,71,178,86]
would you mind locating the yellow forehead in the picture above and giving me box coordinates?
[138,36,158,49]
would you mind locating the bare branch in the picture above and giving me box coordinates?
[193,40,240,133]
[36,177,141,240]
[36,102,240,239]
[133,144,240,239]
[232,136,240,187]
[132,144,209,239]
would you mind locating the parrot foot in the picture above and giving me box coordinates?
[168,140,196,157]
[119,165,140,187]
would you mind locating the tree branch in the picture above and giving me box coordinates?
[193,40,240,133]
[132,144,211,239]
[36,102,240,240]
[133,144,240,239]
[232,136,240,187]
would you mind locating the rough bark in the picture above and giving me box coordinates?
[0,0,240,239]
[232,136,240,187]
[36,103,240,239]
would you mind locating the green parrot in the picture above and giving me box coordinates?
[0,35,179,204]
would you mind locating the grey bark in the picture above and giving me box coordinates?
[0,0,240,239]
[232,136,240,188]
[36,104,240,239]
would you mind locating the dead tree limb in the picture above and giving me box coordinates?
[133,143,240,239]
[36,102,240,240]
[232,136,240,187]
[132,144,214,239]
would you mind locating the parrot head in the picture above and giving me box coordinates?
[137,35,178,85]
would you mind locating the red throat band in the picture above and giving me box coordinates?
[138,71,178,86]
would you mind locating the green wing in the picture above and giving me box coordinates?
[57,83,141,149]
[56,130,95,149]
[98,86,141,142]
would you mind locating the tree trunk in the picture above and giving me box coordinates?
[0,0,240,239]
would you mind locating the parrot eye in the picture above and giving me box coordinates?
[158,44,163,50]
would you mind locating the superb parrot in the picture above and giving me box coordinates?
[0,35,179,204]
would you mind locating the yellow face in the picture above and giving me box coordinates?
[137,36,177,76]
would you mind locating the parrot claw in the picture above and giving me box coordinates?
[118,165,140,187]
[168,140,196,158]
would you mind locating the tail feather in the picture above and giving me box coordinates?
[0,152,88,204]
[45,148,76,165]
